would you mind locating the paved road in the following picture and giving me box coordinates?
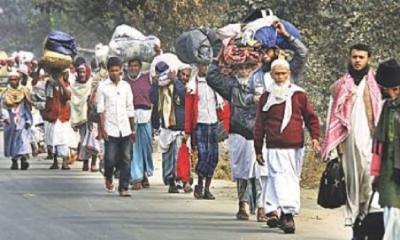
[0,135,351,240]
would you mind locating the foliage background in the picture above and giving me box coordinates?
[1,0,399,184]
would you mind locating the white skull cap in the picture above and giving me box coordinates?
[271,58,290,70]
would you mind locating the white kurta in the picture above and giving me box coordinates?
[45,120,72,147]
[263,148,305,215]
[383,207,400,240]
[159,128,186,154]
[228,133,268,179]
[341,79,373,225]
[228,133,257,180]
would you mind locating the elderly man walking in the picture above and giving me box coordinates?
[253,59,320,234]
[1,69,33,170]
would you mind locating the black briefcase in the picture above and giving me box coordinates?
[352,191,384,240]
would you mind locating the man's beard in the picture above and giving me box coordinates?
[348,63,369,85]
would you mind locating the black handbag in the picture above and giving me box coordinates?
[353,191,384,240]
[317,158,347,209]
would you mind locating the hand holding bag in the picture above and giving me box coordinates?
[317,157,347,209]
[352,191,384,240]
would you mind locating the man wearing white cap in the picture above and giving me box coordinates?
[253,59,320,234]
[1,69,33,170]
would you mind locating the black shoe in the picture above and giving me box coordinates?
[49,163,59,170]
[142,177,150,188]
[168,184,179,193]
[280,214,295,234]
[10,161,18,170]
[266,211,280,228]
[193,185,203,199]
[203,190,216,200]
[61,163,71,170]
[168,178,179,193]
[20,158,30,170]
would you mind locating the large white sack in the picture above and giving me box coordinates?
[110,24,146,41]
[109,36,160,63]
[216,23,241,46]
[94,43,109,66]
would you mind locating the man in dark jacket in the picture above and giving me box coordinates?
[150,63,193,193]
[207,61,267,222]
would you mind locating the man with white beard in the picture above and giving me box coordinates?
[253,59,320,234]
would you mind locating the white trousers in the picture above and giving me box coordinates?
[383,207,400,240]
[263,148,304,214]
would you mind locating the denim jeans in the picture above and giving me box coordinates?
[104,136,132,192]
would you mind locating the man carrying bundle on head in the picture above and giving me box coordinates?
[185,62,226,200]
[245,21,308,105]
[150,62,193,193]
[207,57,267,221]
[42,68,72,170]
[125,58,154,190]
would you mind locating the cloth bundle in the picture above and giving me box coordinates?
[41,31,76,72]
[222,44,260,66]
[44,31,77,56]
[175,29,213,64]
[109,24,160,63]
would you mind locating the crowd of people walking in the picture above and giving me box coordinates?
[0,8,399,239]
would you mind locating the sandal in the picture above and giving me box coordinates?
[90,165,99,172]
[131,181,142,191]
[257,208,266,222]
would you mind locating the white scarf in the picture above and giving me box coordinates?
[186,69,225,110]
[262,81,305,132]
[71,78,92,126]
